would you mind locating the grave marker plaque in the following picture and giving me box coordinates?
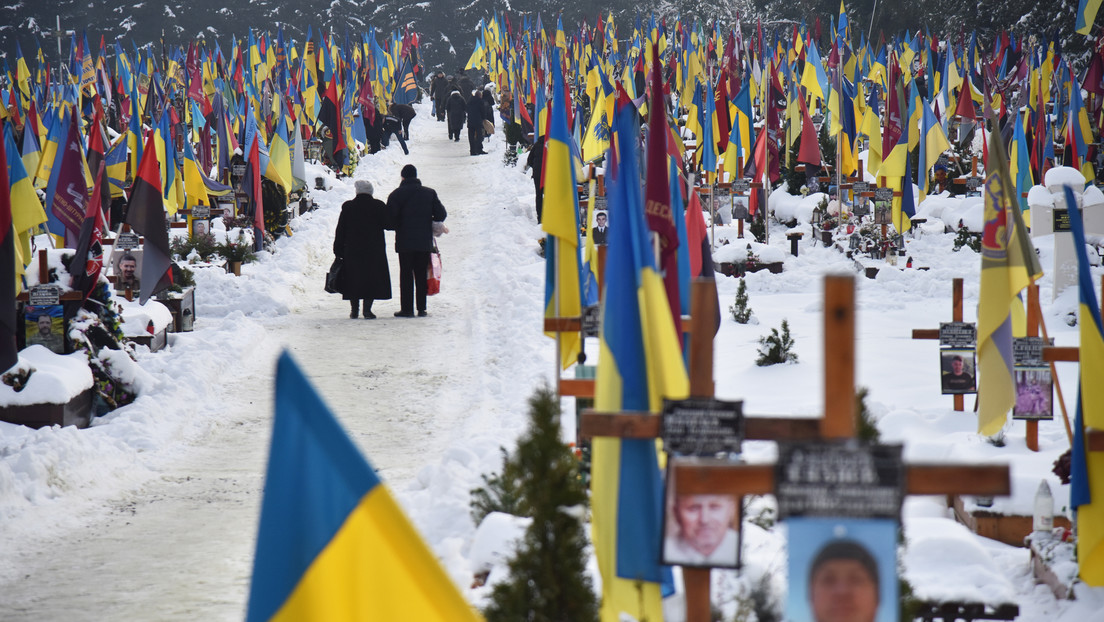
[1052,208,1071,233]
[775,442,905,519]
[939,322,977,348]
[661,398,745,457]
[732,178,751,194]
[191,205,211,219]
[28,285,62,306]
[581,304,600,338]
[116,232,140,250]
[1013,337,1055,421]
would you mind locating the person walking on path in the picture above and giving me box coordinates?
[333,180,392,319]
[524,134,546,223]
[386,165,447,317]
[431,72,449,121]
[466,88,487,155]
[446,90,466,142]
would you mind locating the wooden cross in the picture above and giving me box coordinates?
[667,276,1011,622]
[911,277,968,413]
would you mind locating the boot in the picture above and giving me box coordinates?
[362,301,376,319]
[349,300,359,319]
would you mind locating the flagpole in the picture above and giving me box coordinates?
[836,64,844,233]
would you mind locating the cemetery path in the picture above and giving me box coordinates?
[0,121,547,620]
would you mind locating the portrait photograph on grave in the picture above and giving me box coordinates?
[661,467,740,569]
[24,305,66,354]
[1013,368,1053,420]
[787,517,898,622]
[110,248,144,293]
[591,210,609,246]
[940,348,976,395]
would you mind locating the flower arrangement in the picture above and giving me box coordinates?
[170,232,218,263]
[217,230,257,264]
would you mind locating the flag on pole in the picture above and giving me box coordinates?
[976,110,1043,436]
[0,119,17,373]
[125,131,173,304]
[246,351,485,622]
[591,98,688,622]
[1064,185,1104,586]
[68,162,105,300]
[541,52,584,370]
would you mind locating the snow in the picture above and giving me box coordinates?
[1044,166,1087,191]
[0,346,93,406]
[116,298,175,335]
[1,99,1103,620]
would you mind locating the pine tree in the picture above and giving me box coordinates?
[730,277,753,324]
[756,319,799,366]
[482,387,599,622]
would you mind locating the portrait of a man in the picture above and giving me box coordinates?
[940,349,976,395]
[662,491,739,568]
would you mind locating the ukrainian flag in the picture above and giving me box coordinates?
[976,112,1043,437]
[1065,186,1104,586]
[1077,0,1103,35]
[541,54,584,370]
[591,100,688,622]
[247,352,484,622]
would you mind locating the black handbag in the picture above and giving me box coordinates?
[324,257,344,294]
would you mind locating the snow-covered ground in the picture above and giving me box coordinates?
[1,100,1103,621]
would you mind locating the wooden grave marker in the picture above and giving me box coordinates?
[668,276,1013,621]
[911,278,970,412]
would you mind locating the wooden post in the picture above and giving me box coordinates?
[1025,284,1040,452]
[37,249,49,284]
[685,278,717,622]
[823,275,856,438]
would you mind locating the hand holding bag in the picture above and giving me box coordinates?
[324,257,344,294]
[427,244,442,296]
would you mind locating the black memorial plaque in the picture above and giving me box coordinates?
[661,398,744,457]
[775,442,904,519]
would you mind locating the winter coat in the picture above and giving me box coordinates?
[386,178,447,253]
[333,194,392,300]
[526,135,545,179]
[481,91,496,128]
[391,103,416,124]
[446,91,466,132]
[466,93,484,125]
[458,75,475,101]
[430,75,449,102]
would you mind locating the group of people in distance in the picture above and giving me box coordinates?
[332,164,446,319]
[429,69,499,156]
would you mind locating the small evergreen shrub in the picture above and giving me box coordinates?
[481,387,598,622]
[855,387,880,443]
[730,278,754,324]
[952,225,982,253]
[756,319,798,366]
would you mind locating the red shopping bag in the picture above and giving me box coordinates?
[427,248,442,296]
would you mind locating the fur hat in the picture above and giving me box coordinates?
[401,164,418,179]
[354,180,374,195]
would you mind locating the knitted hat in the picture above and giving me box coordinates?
[808,539,880,595]
[354,180,374,195]
[401,164,418,179]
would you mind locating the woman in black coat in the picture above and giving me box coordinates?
[333,180,392,318]
[446,90,466,141]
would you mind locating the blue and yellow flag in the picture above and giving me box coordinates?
[591,100,689,622]
[1076,0,1103,34]
[541,54,584,370]
[1065,186,1104,586]
[247,352,484,622]
[976,112,1043,436]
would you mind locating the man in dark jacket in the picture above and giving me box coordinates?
[386,165,447,317]
[458,70,475,102]
[381,110,409,155]
[446,90,466,141]
[390,102,417,140]
[524,134,545,222]
[430,72,449,121]
[333,180,391,318]
[466,88,487,155]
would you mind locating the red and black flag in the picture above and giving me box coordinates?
[0,119,17,372]
[318,73,346,167]
[124,131,173,303]
[68,161,106,301]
